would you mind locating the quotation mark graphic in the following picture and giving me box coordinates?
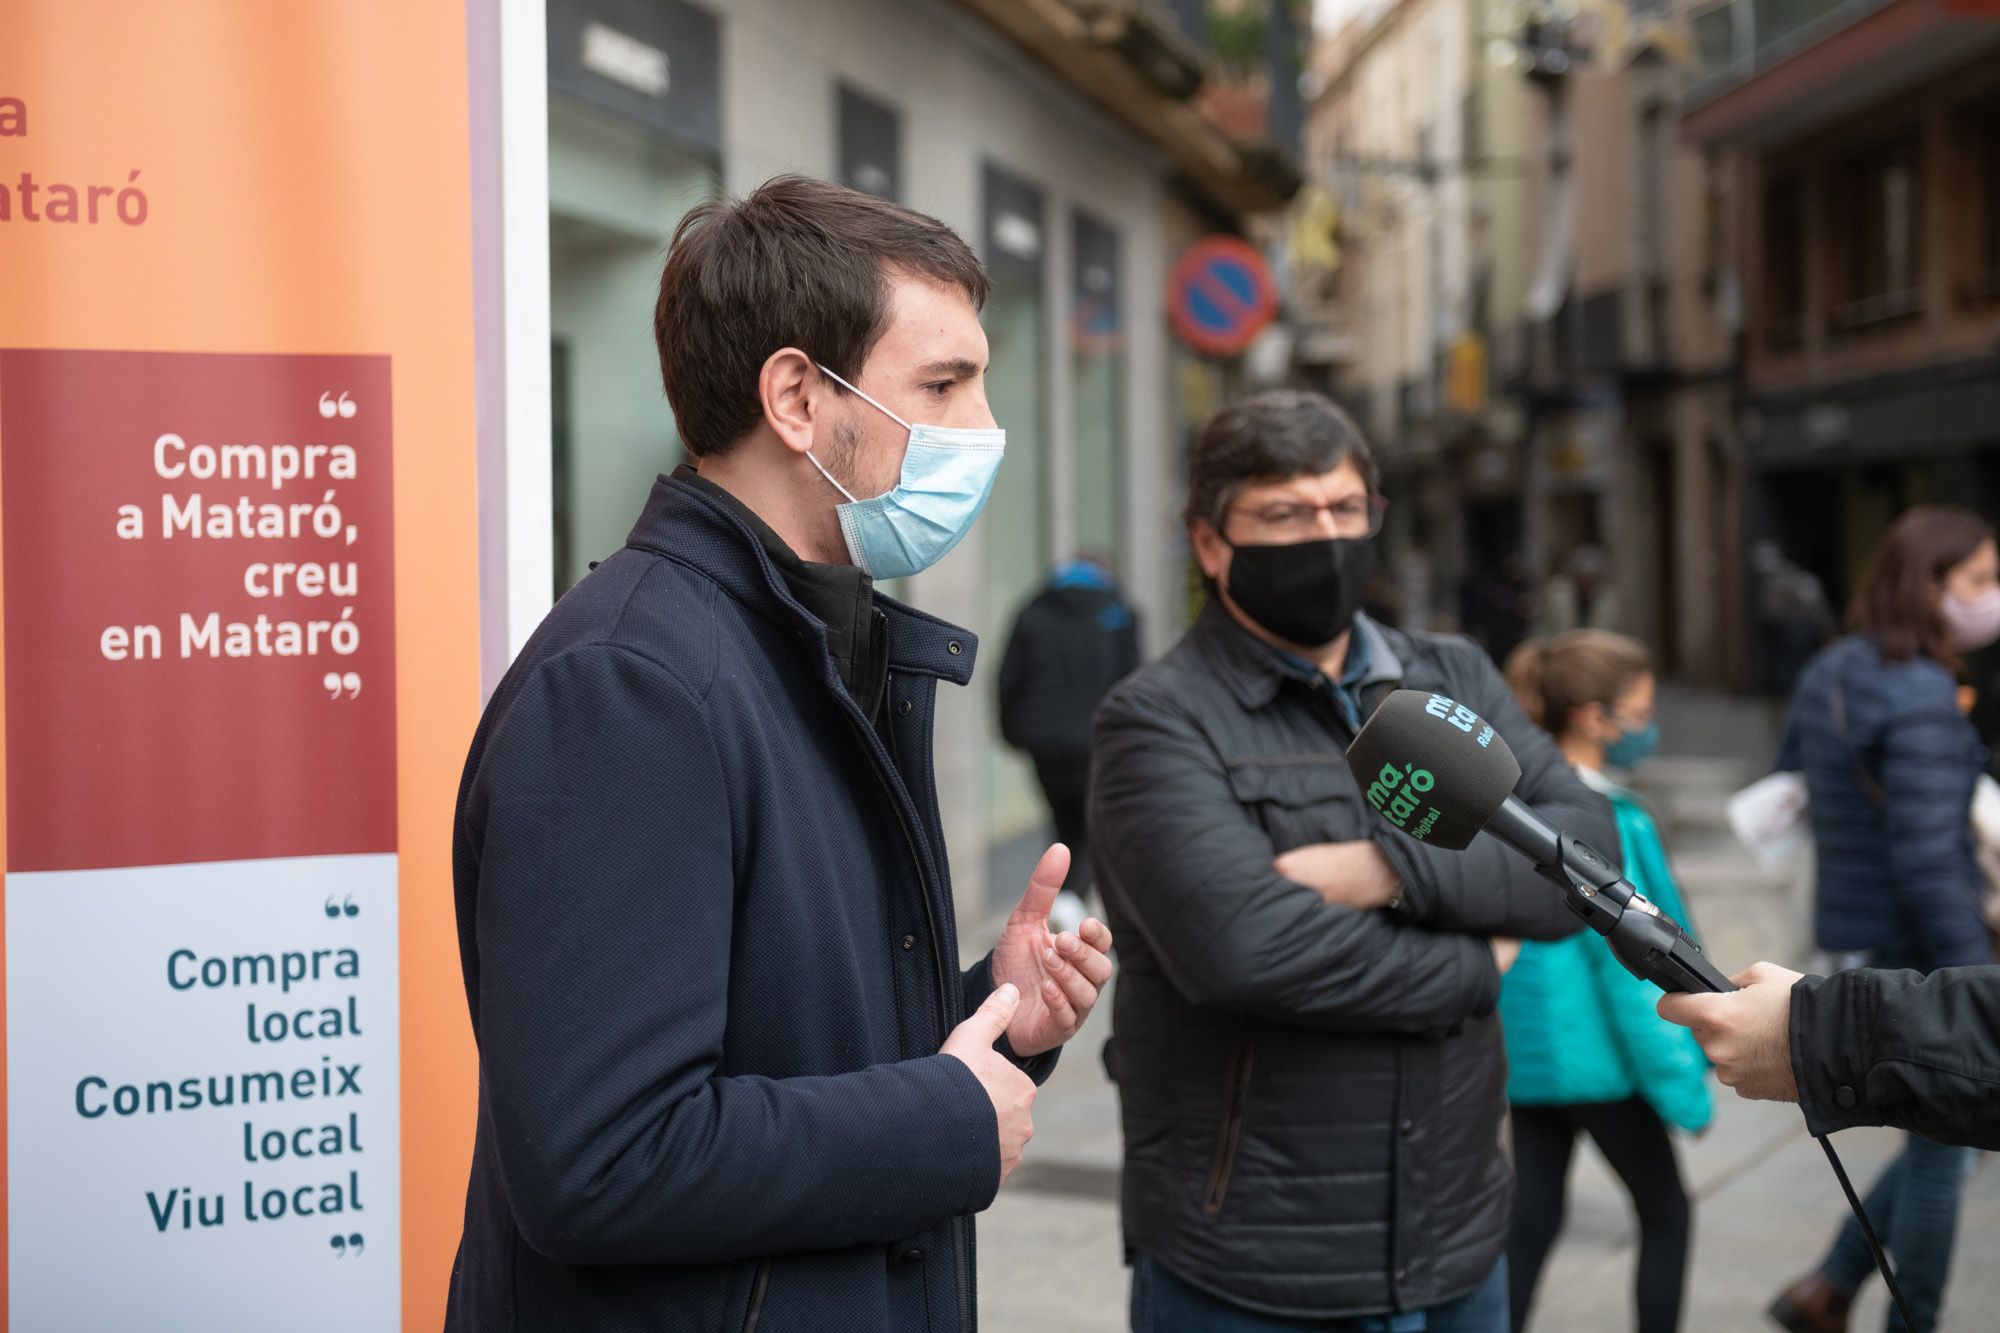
[322,671,363,699]
[318,391,358,420]
[330,1234,365,1257]
[324,895,360,919]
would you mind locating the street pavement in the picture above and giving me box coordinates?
[969,685,2000,1332]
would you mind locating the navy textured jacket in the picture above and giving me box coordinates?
[447,473,1038,1332]
[1778,634,1991,970]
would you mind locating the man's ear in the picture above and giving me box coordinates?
[758,348,822,458]
[1190,519,1230,586]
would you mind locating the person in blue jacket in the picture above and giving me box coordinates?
[1763,505,2000,1333]
[1501,630,1713,1333]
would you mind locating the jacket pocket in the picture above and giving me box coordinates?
[741,1259,770,1333]
[1204,1038,1256,1215]
[1226,758,1360,849]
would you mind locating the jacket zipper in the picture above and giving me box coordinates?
[741,1259,769,1333]
[840,706,973,1332]
[1204,1039,1256,1215]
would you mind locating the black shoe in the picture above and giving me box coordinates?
[1769,1274,1853,1333]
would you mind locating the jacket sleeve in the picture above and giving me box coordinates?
[1089,682,1499,1032]
[1877,702,1991,969]
[1373,642,1607,941]
[1591,801,1713,1134]
[1793,966,2000,1149]
[464,645,1000,1267]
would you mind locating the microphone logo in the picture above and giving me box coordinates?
[1366,762,1443,840]
[1424,693,1499,749]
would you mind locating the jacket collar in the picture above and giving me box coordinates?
[624,473,978,687]
[1189,597,1403,712]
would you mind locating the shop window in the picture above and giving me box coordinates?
[837,84,900,202]
[1761,175,1806,351]
[1826,132,1923,336]
[1957,94,2000,307]
[1071,210,1125,567]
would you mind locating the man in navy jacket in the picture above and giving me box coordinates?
[447,175,1113,1331]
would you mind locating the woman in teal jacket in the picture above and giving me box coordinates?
[1501,631,1713,1333]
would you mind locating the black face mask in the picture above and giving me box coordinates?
[1223,537,1375,648]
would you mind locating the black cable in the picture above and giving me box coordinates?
[1817,1134,1918,1332]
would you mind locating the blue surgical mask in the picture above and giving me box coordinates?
[1604,719,1660,769]
[805,365,1005,580]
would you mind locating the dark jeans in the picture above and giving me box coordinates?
[1130,1254,1508,1333]
[1031,749,1091,896]
[1819,1133,1973,1333]
[1507,1098,1691,1333]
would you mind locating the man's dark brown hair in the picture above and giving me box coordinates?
[654,175,989,459]
[1850,503,1996,678]
[1182,389,1381,532]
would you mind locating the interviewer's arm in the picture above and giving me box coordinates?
[1791,965,2000,1149]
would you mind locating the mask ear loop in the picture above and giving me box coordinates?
[803,449,859,503]
[807,363,909,504]
[814,363,913,432]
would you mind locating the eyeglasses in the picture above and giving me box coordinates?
[1226,494,1388,541]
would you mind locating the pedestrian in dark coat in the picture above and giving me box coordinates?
[1755,505,2000,1333]
[997,556,1141,918]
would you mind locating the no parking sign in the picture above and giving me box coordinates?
[1169,236,1278,358]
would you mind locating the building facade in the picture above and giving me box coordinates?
[1303,0,1746,684]
[1686,0,2000,684]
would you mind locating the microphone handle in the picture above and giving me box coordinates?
[1484,798,1737,995]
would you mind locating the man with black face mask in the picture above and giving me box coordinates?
[1091,390,1614,1332]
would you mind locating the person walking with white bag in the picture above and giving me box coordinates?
[1757,505,1999,1333]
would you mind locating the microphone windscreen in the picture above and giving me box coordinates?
[1346,689,1523,850]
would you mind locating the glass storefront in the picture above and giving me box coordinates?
[548,99,714,592]
[980,164,1052,892]
[1071,210,1126,567]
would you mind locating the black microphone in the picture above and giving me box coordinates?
[1346,689,1734,995]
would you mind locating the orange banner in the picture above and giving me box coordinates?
[0,3,480,1327]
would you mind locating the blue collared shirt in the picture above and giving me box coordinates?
[1265,621,1377,731]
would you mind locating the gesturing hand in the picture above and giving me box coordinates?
[1656,961,1803,1102]
[941,983,1037,1186]
[990,844,1115,1059]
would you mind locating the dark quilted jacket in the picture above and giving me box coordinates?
[1777,634,1991,970]
[1089,602,1610,1320]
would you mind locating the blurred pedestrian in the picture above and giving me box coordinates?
[1462,554,1533,666]
[1538,544,1619,636]
[997,555,1141,932]
[1754,541,1837,695]
[1501,631,1713,1333]
[1763,504,2000,1333]
[1091,390,1614,1332]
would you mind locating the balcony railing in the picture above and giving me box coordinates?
[1686,0,1896,102]
[1828,286,1923,335]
